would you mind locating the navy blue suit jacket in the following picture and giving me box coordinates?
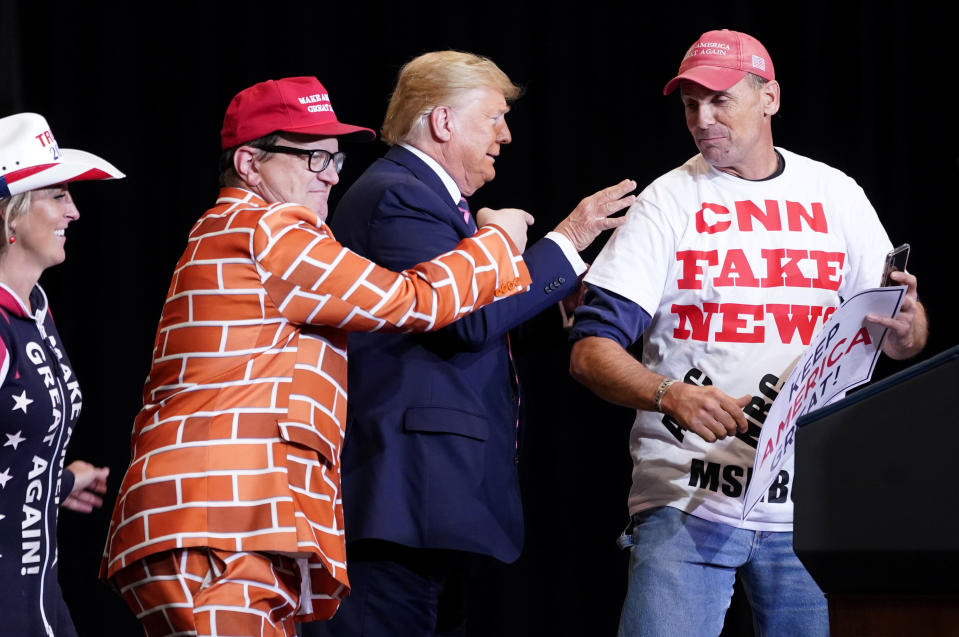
[330,145,578,562]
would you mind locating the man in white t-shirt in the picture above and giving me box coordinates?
[569,29,928,636]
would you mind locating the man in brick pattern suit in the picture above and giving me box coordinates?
[100,76,541,637]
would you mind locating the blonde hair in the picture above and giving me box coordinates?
[0,191,33,248]
[381,51,521,146]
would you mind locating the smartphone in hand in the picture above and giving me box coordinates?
[881,243,910,286]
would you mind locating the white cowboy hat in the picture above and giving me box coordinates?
[0,112,124,198]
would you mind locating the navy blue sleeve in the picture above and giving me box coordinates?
[60,469,75,503]
[568,283,652,348]
[342,177,578,351]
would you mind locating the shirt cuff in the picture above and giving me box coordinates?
[544,231,587,275]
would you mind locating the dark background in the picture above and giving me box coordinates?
[2,1,954,635]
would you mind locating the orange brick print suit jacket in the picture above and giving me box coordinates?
[101,188,530,620]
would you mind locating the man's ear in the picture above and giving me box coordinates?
[428,105,454,143]
[233,146,261,186]
[762,80,781,117]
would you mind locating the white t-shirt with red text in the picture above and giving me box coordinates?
[585,148,892,530]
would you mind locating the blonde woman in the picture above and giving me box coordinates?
[0,112,123,636]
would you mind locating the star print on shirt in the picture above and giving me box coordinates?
[0,468,11,489]
[11,390,32,414]
[4,431,25,450]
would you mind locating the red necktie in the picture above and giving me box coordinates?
[507,333,521,461]
[459,195,517,456]
[457,197,471,226]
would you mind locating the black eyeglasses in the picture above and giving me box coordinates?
[256,144,346,174]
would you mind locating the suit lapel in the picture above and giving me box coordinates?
[384,146,475,235]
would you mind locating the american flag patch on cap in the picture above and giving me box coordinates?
[752,55,766,71]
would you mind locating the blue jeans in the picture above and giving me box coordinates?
[618,507,828,637]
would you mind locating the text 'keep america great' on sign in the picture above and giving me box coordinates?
[742,285,906,519]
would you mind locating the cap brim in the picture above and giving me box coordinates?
[663,67,749,95]
[283,121,376,142]
[1,148,124,197]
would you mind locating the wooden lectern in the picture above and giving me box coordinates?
[794,345,959,637]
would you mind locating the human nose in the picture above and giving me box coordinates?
[65,202,80,221]
[693,104,715,129]
[498,120,512,144]
[317,162,340,186]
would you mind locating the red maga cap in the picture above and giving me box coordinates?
[663,29,775,95]
[220,76,375,149]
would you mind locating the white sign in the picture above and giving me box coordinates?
[741,286,907,519]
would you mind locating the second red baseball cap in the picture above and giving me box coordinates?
[663,29,775,95]
[221,76,375,149]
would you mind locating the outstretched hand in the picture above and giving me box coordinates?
[62,460,109,513]
[554,179,637,251]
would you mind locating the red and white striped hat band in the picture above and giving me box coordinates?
[0,112,124,199]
